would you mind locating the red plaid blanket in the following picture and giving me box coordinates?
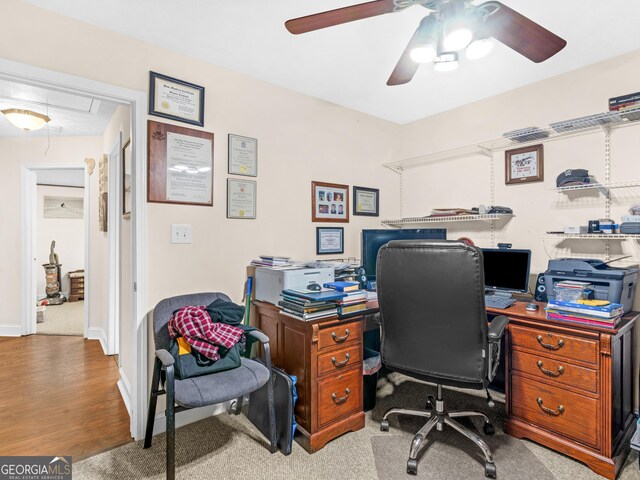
[168,305,244,361]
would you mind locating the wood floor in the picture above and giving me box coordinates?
[0,335,132,460]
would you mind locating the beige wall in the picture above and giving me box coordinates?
[36,184,84,296]
[0,135,101,329]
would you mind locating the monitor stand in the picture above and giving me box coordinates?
[485,288,513,299]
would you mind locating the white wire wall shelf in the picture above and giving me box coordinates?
[546,233,640,240]
[551,180,640,193]
[382,213,514,227]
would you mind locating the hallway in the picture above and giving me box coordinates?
[0,335,132,460]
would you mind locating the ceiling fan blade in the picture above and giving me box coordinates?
[387,16,434,86]
[481,1,566,63]
[285,0,398,34]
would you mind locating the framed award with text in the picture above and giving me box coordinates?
[149,72,205,127]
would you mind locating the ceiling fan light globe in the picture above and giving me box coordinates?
[434,59,459,72]
[466,38,493,60]
[443,28,473,51]
[410,45,437,64]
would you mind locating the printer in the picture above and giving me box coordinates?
[544,258,638,313]
[255,266,335,306]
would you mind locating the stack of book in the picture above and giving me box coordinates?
[278,287,345,321]
[251,255,292,267]
[323,281,368,316]
[546,300,624,329]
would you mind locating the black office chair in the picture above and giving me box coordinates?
[376,240,508,478]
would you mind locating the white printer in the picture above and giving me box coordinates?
[255,266,335,305]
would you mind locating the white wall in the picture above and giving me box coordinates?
[36,184,84,297]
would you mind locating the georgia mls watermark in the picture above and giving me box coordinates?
[0,456,72,480]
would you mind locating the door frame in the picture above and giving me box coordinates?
[3,57,148,440]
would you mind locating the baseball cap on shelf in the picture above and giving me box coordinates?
[556,169,591,187]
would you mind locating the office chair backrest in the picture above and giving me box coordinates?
[152,292,232,352]
[377,240,488,387]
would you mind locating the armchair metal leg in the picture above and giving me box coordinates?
[409,416,438,460]
[144,358,163,449]
[382,407,433,422]
[165,366,176,480]
[444,417,494,465]
[449,410,491,424]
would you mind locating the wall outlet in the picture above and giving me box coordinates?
[171,224,192,244]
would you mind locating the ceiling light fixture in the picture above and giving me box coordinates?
[1,109,51,131]
[409,15,438,64]
[434,52,459,72]
[466,37,494,60]
[441,1,473,51]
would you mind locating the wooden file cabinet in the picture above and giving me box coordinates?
[254,301,367,453]
[498,303,638,480]
[68,270,85,302]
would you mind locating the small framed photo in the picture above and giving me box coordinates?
[227,178,256,219]
[122,137,132,217]
[353,186,379,216]
[316,227,344,255]
[312,181,349,222]
[149,71,205,127]
[228,134,257,177]
[505,144,544,184]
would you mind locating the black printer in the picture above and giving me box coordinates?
[544,258,638,313]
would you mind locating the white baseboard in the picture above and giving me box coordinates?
[152,402,231,436]
[0,325,23,336]
[86,327,107,354]
[117,367,132,416]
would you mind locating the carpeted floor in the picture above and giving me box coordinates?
[75,373,640,480]
[37,300,84,336]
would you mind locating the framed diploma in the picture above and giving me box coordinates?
[316,227,344,255]
[149,71,205,127]
[505,144,544,185]
[353,186,379,216]
[228,134,257,177]
[312,181,349,223]
[227,178,256,219]
[147,120,214,206]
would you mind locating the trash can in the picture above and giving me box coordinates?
[363,347,382,411]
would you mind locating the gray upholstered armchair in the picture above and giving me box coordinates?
[143,292,276,480]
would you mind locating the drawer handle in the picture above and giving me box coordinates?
[332,388,351,405]
[536,397,564,416]
[536,335,565,350]
[536,360,565,377]
[331,329,350,343]
[331,353,351,368]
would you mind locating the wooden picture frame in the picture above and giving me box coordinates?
[149,71,205,127]
[147,120,214,206]
[505,144,544,184]
[122,137,132,216]
[312,181,349,223]
[353,186,379,216]
[316,227,344,255]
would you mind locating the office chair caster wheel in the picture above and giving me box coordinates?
[407,459,418,475]
[483,422,495,435]
[484,462,496,478]
[380,419,389,432]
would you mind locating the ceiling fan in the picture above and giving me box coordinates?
[285,0,567,86]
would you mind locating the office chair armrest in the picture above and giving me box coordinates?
[155,349,175,367]
[246,329,270,345]
[488,315,509,342]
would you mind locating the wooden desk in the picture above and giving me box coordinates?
[488,300,637,480]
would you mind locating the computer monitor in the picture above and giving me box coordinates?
[361,228,447,279]
[481,248,532,294]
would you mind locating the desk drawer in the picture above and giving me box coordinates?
[317,368,361,427]
[511,350,597,394]
[510,375,598,448]
[318,321,362,351]
[510,325,598,365]
[317,344,362,377]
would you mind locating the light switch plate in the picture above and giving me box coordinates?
[171,224,192,244]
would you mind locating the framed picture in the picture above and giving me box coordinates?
[227,178,256,219]
[316,227,344,255]
[312,181,349,222]
[353,186,379,216]
[149,71,205,127]
[122,137,132,216]
[43,196,83,219]
[228,134,257,177]
[505,144,544,184]
[147,120,214,206]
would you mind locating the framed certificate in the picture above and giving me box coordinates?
[227,178,256,219]
[228,134,257,177]
[353,186,379,216]
[149,71,205,127]
[316,227,344,255]
[312,181,349,223]
[505,144,544,184]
